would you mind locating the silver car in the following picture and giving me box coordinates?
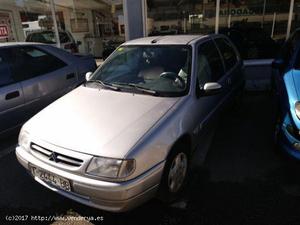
[16,35,244,212]
[0,42,96,135]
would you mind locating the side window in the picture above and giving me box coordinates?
[0,49,14,87]
[10,47,67,81]
[215,38,238,71]
[197,40,225,86]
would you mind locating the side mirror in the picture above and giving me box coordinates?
[272,58,284,70]
[77,41,82,46]
[202,82,222,96]
[85,72,93,81]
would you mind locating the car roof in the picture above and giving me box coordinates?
[123,35,213,46]
[0,42,47,48]
[27,30,67,34]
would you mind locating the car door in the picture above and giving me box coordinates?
[191,39,227,163]
[9,46,77,119]
[214,37,242,101]
[0,47,25,134]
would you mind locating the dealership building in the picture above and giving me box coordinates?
[0,0,299,61]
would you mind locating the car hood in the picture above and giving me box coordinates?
[23,86,179,158]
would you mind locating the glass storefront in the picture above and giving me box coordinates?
[147,0,216,36]
[0,0,300,60]
[0,0,125,58]
[146,0,298,60]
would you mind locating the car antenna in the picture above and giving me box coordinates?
[151,36,163,44]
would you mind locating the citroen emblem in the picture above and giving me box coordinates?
[49,152,58,162]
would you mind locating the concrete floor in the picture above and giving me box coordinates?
[1,92,300,225]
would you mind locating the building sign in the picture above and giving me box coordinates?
[0,25,9,39]
[220,8,255,17]
[71,18,89,33]
[0,11,15,42]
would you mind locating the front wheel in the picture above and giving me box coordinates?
[158,148,189,203]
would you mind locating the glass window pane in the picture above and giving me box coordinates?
[215,37,238,71]
[147,0,216,36]
[92,45,192,95]
[10,46,66,81]
[198,40,225,83]
[0,0,125,60]
[218,0,287,60]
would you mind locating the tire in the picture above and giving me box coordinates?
[157,146,189,203]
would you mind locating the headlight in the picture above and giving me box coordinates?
[295,101,300,119]
[18,129,30,150]
[86,157,135,179]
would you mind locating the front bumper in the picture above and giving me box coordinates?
[16,146,165,212]
[279,124,300,160]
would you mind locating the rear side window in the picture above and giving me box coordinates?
[197,40,225,85]
[9,46,67,81]
[215,38,238,72]
[0,49,14,87]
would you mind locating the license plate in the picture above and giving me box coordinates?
[30,166,71,192]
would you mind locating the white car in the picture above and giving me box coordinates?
[26,30,81,53]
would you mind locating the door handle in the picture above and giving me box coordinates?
[66,73,75,80]
[5,91,20,100]
[227,77,232,85]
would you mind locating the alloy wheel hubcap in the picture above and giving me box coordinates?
[168,152,188,193]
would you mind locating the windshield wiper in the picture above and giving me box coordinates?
[85,80,120,91]
[112,82,159,96]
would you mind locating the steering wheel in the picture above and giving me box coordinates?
[159,72,185,88]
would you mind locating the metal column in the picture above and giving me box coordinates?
[123,0,147,41]
[286,0,295,40]
[271,12,276,38]
[215,0,220,34]
[49,0,60,48]
[261,0,267,28]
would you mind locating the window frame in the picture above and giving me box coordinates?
[195,38,226,88]
[213,37,239,74]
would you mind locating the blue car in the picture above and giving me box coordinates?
[0,43,97,136]
[272,40,300,159]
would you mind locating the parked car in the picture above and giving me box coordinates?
[0,42,97,136]
[26,30,81,53]
[16,35,244,212]
[272,37,300,160]
[102,39,123,60]
[288,28,300,44]
[219,26,279,59]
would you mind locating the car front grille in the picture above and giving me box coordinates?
[30,143,84,167]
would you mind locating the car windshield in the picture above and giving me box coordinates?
[91,45,192,96]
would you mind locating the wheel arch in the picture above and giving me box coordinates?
[166,133,192,160]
